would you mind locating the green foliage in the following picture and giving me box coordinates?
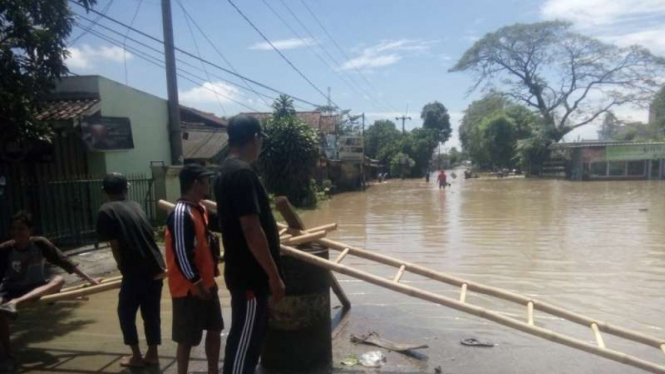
[421,101,452,143]
[0,0,97,147]
[652,86,665,132]
[401,128,439,177]
[258,116,319,207]
[364,119,401,165]
[272,94,296,119]
[514,130,551,175]
[460,93,537,170]
[389,152,415,178]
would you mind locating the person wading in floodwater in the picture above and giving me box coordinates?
[437,169,448,189]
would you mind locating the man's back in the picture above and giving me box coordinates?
[214,157,281,292]
[97,200,165,278]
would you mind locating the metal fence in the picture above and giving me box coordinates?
[0,174,156,249]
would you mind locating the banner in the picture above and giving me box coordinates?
[81,116,134,151]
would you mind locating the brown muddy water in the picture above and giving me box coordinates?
[14,175,665,374]
[301,174,665,373]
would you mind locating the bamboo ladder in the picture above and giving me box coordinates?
[162,198,665,374]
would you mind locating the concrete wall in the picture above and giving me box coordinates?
[97,77,171,176]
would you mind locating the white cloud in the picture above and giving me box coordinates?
[249,38,315,51]
[541,0,665,28]
[65,44,131,70]
[340,39,438,71]
[601,27,665,55]
[179,81,240,105]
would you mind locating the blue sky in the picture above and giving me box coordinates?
[66,0,665,150]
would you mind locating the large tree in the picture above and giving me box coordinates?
[420,101,452,143]
[1,0,96,148]
[364,119,401,165]
[651,86,665,132]
[450,21,665,142]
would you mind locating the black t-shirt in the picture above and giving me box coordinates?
[97,200,166,279]
[214,157,282,292]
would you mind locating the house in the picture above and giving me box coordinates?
[0,75,227,245]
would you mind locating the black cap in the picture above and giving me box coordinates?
[228,115,266,146]
[102,172,130,194]
[179,164,214,188]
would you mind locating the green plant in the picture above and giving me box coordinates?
[258,116,319,207]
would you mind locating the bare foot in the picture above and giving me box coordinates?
[119,356,145,368]
[142,356,159,366]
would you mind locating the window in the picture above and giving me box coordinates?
[609,161,626,176]
[627,161,645,176]
[590,162,607,176]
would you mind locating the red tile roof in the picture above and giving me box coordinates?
[36,98,100,121]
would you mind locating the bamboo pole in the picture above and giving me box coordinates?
[313,237,665,350]
[281,231,327,246]
[393,265,406,283]
[279,234,292,241]
[335,248,350,263]
[460,283,468,303]
[661,344,665,355]
[528,301,534,326]
[39,280,123,303]
[592,323,606,349]
[279,228,288,236]
[58,275,123,293]
[280,244,665,374]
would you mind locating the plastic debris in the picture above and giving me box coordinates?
[359,351,387,368]
[341,355,359,366]
[460,338,495,348]
[434,365,443,373]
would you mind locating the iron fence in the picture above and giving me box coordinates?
[0,174,156,249]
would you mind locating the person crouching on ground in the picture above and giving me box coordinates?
[166,164,223,374]
[0,211,100,371]
[97,173,166,368]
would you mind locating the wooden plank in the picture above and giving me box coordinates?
[280,244,665,374]
[334,248,350,263]
[393,265,406,283]
[460,283,467,303]
[281,231,326,246]
[528,301,535,326]
[592,323,606,349]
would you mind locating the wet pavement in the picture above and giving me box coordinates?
[14,176,665,374]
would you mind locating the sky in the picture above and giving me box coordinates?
[65,0,665,150]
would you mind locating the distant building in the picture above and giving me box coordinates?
[551,141,665,181]
[240,111,338,134]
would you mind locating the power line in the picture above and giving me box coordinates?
[225,0,337,107]
[273,0,393,113]
[175,0,272,109]
[179,2,227,115]
[297,0,399,112]
[73,13,279,105]
[75,23,260,112]
[122,0,143,85]
[68,0,325,108]
[69,0,115,45]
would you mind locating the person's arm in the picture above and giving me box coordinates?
[231,171,285,302]
[108,239,122,271]
[168,203,210,299]
[240,215,285,302]
[36,237,100,285]
[96,210,122,271]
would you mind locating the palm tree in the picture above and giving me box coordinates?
[272,94,296,119]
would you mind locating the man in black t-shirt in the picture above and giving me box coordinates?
[97,173,166,368]
[215,115,285,374]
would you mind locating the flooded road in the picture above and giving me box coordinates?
[302,175,665,373]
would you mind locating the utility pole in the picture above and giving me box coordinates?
[361,113,365,191]
[395,115,411,134]
[161,0,183,165]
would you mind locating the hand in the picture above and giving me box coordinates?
[269,276,286,304]
[193,281,212,300]
[89,277,103,286]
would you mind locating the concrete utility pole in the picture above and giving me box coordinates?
[395,115,411,134]
[361,113,365,191]
[161,0,183,165]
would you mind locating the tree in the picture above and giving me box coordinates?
[651,86,665,132]
[482,114,517,169]
[364,119,401,165]
[597,112,620,140]
[450,21,665,142]
[259,115,319,207]
[402,128,439,177]
[1,0,97,148]
[420,101,452,143]
[272,94,296,119]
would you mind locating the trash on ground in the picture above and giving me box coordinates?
[359,351,387,368]
[460,338,495,348]
[341,355,359,366]
[434,365,442,373]
[351,331,429,352]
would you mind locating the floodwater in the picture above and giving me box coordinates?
[14,175,665,374]
[301,174,665,373]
